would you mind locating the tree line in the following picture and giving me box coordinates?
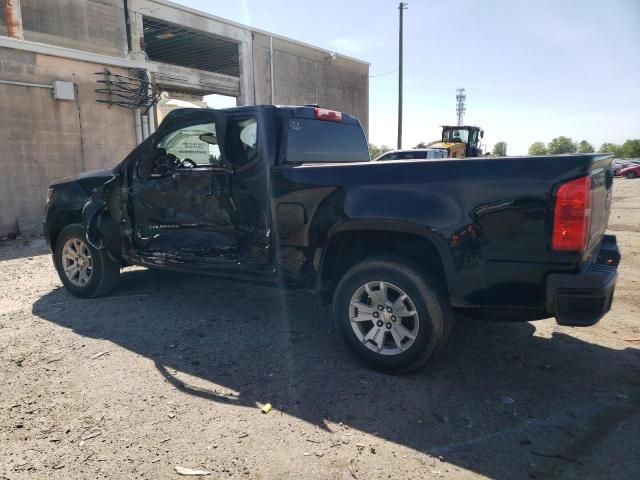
[369,137,640,159]
[528,137,640,158]
[369,141,508,156]
[368,144,393,159]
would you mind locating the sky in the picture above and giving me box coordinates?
[172,0,640,155]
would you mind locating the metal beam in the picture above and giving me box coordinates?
[0,36,156,71]
[152,62,240,97]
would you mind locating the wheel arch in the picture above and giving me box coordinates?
[319,220,455,300]
[47,210,83,252]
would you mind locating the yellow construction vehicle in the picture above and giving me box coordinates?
[430,125,484,158]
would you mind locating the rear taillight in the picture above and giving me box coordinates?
[552,176,591,252]
[314,107,342,122]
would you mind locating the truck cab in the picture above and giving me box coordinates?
[45,106,370,283]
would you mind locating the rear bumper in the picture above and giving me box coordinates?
[546,235,620,326]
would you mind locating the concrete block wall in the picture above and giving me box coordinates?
[0,0,127,56]
[0,50,136,235]
[2,0,369,129]
[252,32,369,134]
[133,1,368,127]
[0,0,369,235]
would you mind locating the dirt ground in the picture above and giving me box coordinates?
[1,179,639,480]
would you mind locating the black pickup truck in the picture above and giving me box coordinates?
[44,105,620,373]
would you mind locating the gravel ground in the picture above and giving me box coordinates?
[1,179,639,480]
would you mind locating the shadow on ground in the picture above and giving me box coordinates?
[0,237,50,262]
[32,268,640,479]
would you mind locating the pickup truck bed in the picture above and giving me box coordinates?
[44,105,620,373]
[273,153,616,310]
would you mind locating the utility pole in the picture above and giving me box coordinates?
[456,88,466,126]
[397,2,408,149]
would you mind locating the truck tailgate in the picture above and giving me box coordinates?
[585,155,615,262]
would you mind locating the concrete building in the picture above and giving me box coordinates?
[0,0,369,235]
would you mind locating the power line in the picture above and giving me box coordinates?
[368,68,399,78]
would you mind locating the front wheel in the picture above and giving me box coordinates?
[333,258,453,374]
[54,224,120,298]
[626,171,637,179]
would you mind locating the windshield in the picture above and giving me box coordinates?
[442,128,469,143]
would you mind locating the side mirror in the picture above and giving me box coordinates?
[154,162,172,176]
[150,148,177,177]
[480,130,484,139]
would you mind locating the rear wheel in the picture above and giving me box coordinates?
[333,258,453,374]
[626,171,637,179]
[54,224,120,298]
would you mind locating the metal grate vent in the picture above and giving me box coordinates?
[143,17,240,77]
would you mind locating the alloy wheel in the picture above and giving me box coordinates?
[61,238,93,286]
[349,281,420,356]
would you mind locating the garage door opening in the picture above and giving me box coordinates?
[156,92,237,124]
[204,94,236,109]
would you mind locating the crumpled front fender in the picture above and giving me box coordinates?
[81,176,121,261]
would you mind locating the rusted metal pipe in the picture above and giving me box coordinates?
[4,0,24,40]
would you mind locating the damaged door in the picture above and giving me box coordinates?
[129,109,271,271]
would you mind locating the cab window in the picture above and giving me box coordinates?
[443,128,469,143]
[157,122,221,167]
[138,121,222,178]
[286,119,369,163]
[225,118,258,170]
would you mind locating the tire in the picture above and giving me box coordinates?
[53,223,120,298]
[333,257,453,374]
[626,171,637,179]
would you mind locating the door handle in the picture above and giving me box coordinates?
[209,175,221,196]
[172,171,191,180]
[208,172,231,196]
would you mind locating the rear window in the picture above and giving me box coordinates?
[285,118,369,163]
